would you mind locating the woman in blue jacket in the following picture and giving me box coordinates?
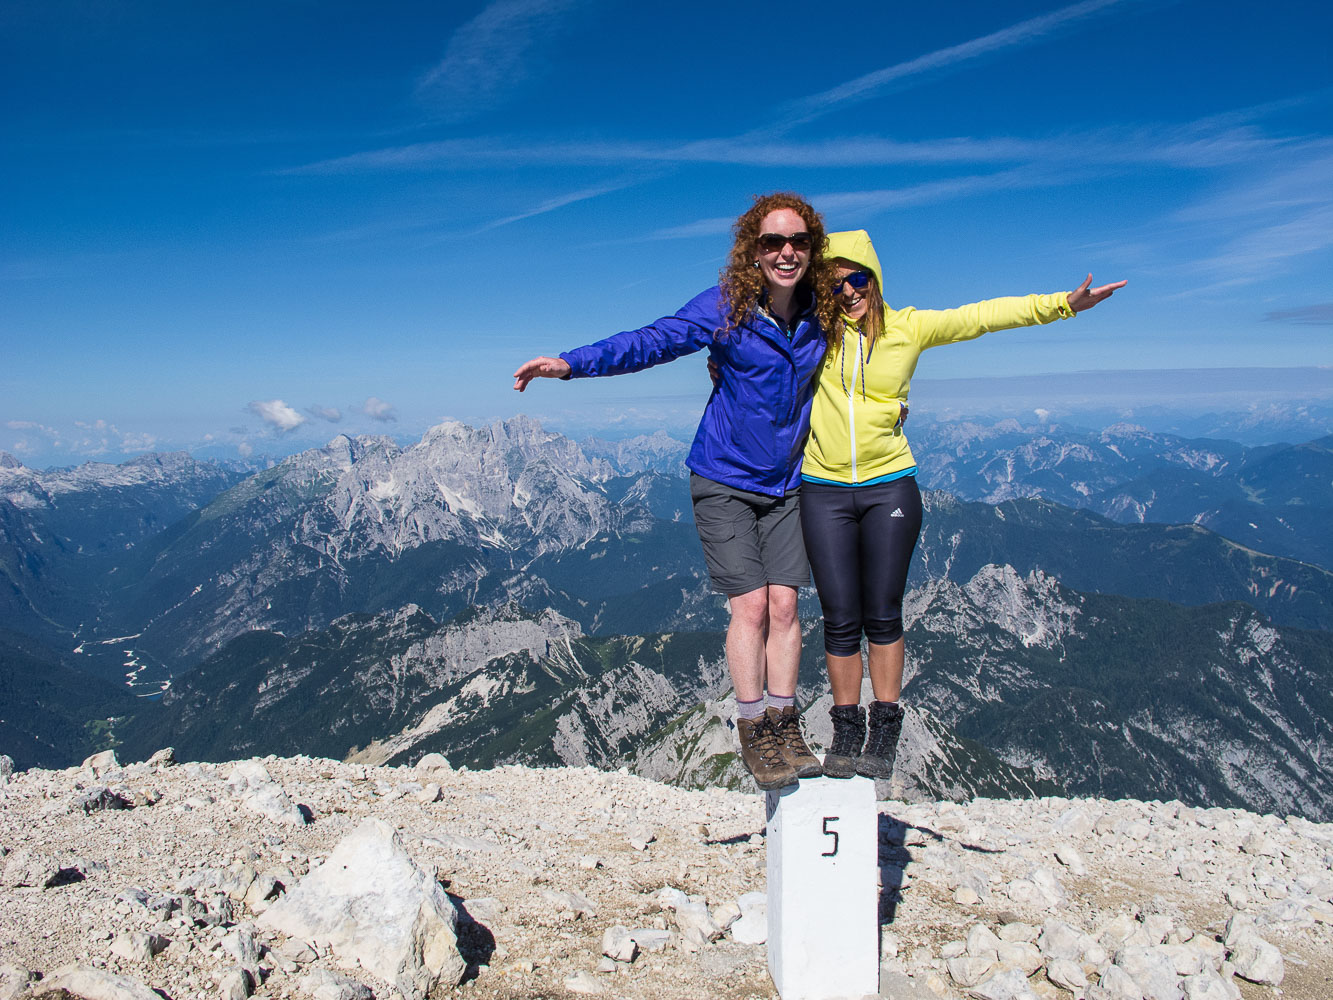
[513,192,838,790]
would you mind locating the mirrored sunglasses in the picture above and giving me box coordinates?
[832,271,872,294]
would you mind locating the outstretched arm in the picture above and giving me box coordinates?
[513,355,572,392]
[1067,274,1126,313]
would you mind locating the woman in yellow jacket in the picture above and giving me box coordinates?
[803,229,1124,779]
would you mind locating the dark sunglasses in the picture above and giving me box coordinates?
[757,232,812,253]
[832,271,872,294]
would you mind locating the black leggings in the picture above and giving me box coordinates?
[800,476,924,656]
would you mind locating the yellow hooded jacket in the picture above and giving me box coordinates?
[803,230,1076,485]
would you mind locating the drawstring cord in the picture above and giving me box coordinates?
[838,329,868,401]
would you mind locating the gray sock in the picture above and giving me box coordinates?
[736,698,766,720]
[767,693,795,711]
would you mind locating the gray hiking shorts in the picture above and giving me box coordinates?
[689,473,810,596]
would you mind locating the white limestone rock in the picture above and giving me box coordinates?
[601,925,638,963]
[300,968,376,1000]
[996,940,1043,976]
[948,955,997,988]
[1046,957,1088,995]
[729,891,766,945]
[1097,963,1146,1000]
[1181,971,1241,1000]
[221,925,261,976]
[967,966,1041,1000]
[541,888,597,918]
[82,750,119,776]
[1055,844,1088,875]
[218,967,253,1000]
[628,928,671,953]
[146,748,177,767]
[564,969,606,994]
[414,753,452,784]
[226,761,307,826]
[1113,946,1183,1000]
[673,900,721,942]
[109,931,168,963]
[0,965,33,1000]
[967,923,1003,958]
[257,817,464,999]
[43,966,163,1000]
[1038,920,1087,962]
[1226,934,1283,986]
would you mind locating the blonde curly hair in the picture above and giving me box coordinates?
[718,192,839,337]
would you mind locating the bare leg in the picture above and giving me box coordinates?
[762,585,801,697]
[867,638,904,703]
[826,651,865,705]
[726,586,770,702]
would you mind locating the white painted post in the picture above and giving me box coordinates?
[765,776,879,1000]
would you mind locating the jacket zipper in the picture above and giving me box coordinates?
[847,331,862,482]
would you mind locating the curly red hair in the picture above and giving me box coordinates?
[718,192,839,337]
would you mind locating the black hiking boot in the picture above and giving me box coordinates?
[823,704,866,779]
[767,706,823,778]
[736,714,798,791]
[857,700,904,779]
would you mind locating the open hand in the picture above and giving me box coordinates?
[1068,274,1127,313]
[513,355,572,391]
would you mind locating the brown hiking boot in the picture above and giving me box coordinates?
[767,706,823,778]
[736,714,798,791]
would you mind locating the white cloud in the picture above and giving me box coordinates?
[238,441,254,458]
[776,0,1134,129]
[247,399,309,433]
[416,0,589,121]
[361,397,398,422]
[307,405,343,422]
[7,420,58,435]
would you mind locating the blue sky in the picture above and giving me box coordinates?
[4,0,1331,467]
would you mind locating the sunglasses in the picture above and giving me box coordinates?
[832,271,872,294]
[757,232,813,254]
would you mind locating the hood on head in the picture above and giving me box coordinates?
[826,230,883,296]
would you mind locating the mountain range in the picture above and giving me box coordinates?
[3,417,1331,821]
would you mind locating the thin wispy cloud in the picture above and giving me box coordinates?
[292,120,1293,177]
[1264,304,1333,326]
[471,175,650,234]
[295,0,1143,179]
[647,166,1083,239]
[248,399,308,433]
[415,0,590,122]
[773,0,1140,130]
[307,405,343,422]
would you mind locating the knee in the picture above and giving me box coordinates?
[863,617,903,646]
[767,586,799,630]
[729,589,770,630]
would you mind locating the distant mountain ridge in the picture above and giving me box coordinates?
[911,421,1333,570]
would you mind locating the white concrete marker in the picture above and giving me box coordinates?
[765,776,879,1000]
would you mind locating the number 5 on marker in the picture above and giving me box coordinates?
[821,816,839,857]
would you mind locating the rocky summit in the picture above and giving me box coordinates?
[1,750,1330,1000]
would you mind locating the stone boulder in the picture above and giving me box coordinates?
[258,817,464,999]
[226,761,307,826]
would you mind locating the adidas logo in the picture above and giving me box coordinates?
[890,507,904,518]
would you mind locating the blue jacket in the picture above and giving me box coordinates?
[560,285,826,496]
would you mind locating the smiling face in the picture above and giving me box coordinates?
[832,258,873,323]
[753,208,812,295]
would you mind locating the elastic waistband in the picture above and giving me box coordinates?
[801,466,918,488]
